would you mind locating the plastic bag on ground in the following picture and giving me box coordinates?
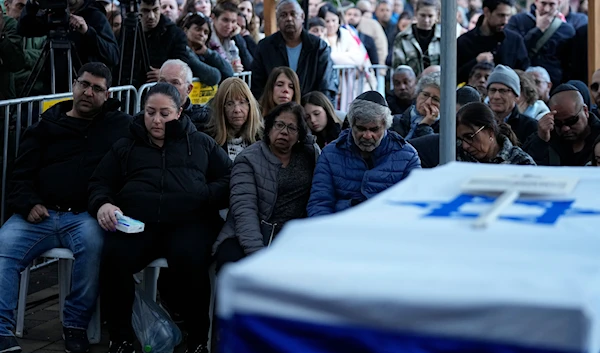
[132,285,182,353]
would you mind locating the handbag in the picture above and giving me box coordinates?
[260,220,277,247]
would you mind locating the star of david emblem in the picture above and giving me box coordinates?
[388,194,600,225]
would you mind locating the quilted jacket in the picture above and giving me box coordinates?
[212,138,319,255]
[307,128,421,217]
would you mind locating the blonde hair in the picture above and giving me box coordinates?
[207,77,263,146]
[259,67,301,116]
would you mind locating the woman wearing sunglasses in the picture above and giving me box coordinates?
[456,102,536,165]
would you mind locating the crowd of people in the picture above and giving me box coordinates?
[0,0,599,352]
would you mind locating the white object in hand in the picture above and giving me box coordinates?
[115,211,145,233]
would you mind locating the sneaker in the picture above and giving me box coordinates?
[0,336,21,353]
[185,344,208,353]
[64,327,90,353]
[107,341,135,353]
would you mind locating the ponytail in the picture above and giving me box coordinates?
[497,123,519,146]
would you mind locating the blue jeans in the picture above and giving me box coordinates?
[0,211,104,337]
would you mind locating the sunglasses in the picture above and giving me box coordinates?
[591,82,600,92]
[555,107,582,128]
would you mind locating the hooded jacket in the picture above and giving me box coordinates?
[88,113,232,224]
[18,0,119,67]
[131,15,190,88]
[8,99,131,217]
[251,30,338,103]
[506,4,575,86]
[307,129,421,217]
[457,16,530,84]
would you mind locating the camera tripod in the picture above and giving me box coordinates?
[20,28,78,97]
[117,0,150,87]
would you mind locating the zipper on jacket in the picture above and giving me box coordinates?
[157,149,166,222]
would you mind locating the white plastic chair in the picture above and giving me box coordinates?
[16,248,101,344]
[141,258,168,302]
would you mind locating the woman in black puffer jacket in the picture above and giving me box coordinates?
[88,83,232,353]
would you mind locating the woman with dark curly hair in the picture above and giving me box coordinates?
[212,102,320,271]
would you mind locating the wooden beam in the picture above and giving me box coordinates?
[588,0,599,82]
[264,0,277,36]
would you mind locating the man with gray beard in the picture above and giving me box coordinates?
[307,91,421,216]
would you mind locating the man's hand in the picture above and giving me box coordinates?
[537,110,556,142]
[146,66,160,82]
[69,14,88,34]
[27,204,49,223]
[97,203,121,232]
[476,52,494,63]
[535,9,556,32]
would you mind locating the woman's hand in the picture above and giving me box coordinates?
[194,42,208,56]
[97,203,121,232]
[421,104,440,126]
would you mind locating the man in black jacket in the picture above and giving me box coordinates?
[524,84,600,166]
[506,0,575,87]
[158,60,211,134]
[0,63,131,353]
[457,0,529,84]
[131,0,191,88]
[18,0,119,80]
[486,64,538,145]
[251,0,337,103]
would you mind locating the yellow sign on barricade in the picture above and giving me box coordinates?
[42,98,72,112]
[189,82,217,105]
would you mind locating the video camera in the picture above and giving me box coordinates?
[37,0,70,29]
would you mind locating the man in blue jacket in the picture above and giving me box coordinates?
[307,91,421,217]
[457,0,529,84]
[505,0,575,87]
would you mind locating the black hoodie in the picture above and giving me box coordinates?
[457,15,530,84]
[18,0,119,67]
[88,113,232,225]
[8,99,132,217]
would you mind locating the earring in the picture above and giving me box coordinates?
[490,137,493,141]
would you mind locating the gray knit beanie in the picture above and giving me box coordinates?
[486,65,521,97]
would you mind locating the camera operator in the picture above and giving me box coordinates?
[132,0,191,88]
[18,0,119,68]
[0,13,26,99]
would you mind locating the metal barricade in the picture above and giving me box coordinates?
[0,85,138,225]
[233,71,252,88]
[333,65,364,112]
[367,65,393,97]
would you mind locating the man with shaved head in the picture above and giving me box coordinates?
[523,84,600,166]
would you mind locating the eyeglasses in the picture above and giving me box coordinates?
[224,100,250,110]
[273,120,299,135]
[591,82,600,92]
[75,79,107,94]
[488,87,512,96]
[419,91,440,104]
[554,107,583,128]
[457,125,485,146]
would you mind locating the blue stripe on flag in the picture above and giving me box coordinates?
[218,313,583,353]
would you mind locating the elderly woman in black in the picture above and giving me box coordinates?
[212,102,319,271]
[88,83,232,353]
